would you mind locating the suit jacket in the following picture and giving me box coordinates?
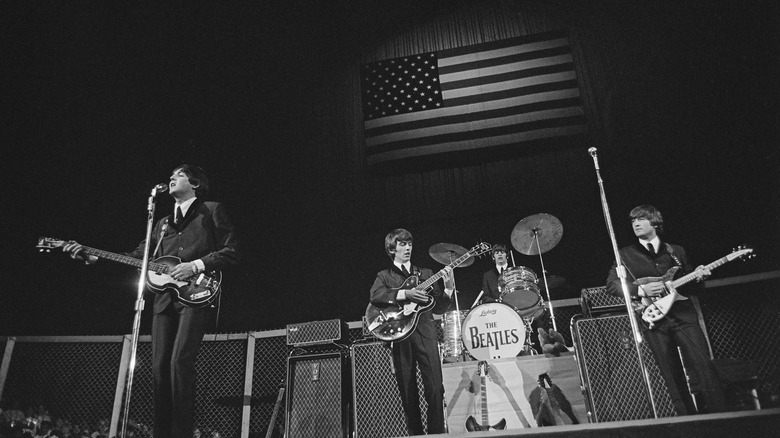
[127,199,240,313]
[481,267,503,302]
[606,241,700,326]
[370,264,451,340]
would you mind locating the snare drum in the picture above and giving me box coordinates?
[499,266,543,318]
[461,303,526,361]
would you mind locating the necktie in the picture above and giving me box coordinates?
[401,265,411,278]
[176,207,184,225]
[647,243,655,255]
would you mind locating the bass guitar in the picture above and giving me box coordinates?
[465,361,506,432]
[37,237,222,308]
[365,242,490,342]
[637,246,753,328]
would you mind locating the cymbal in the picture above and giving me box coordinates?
[511,213,563,256]
[429,243,474,267]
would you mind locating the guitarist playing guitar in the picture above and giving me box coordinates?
[606,205,726,416]
[369,228,455,436]
[62,164,240,438]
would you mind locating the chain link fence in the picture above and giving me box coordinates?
[1,279,776,437]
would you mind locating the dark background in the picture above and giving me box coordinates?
[2,0,777,336]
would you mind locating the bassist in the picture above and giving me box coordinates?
[606,205,725,415]
[370,228,454,435]
[63,164,240,438]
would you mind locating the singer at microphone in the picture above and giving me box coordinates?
[62,163,240,438]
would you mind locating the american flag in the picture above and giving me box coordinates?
[361,30,587,165]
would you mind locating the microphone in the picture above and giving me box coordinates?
[588,147,600,170]
[155,183,169,193]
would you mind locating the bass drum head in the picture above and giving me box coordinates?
[461,303,525,361]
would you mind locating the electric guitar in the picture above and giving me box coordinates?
[364,242,491,342]
[465,361,506,432]
[37,237,222,308]
[636,246,753,328]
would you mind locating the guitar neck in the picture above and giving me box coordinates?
[480,374,488,425]
[417,251,473,290]
[81,246,166,272]
[672,255,731,289]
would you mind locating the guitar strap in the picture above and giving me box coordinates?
[664,243,683,268]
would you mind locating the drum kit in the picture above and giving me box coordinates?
[433,213,564,363]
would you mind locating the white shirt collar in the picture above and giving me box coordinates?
[175,197,197,217]
[496,263,508,272]
[639,236,661,253]
[394,261,412,272]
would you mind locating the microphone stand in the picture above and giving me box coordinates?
[121,185,164,437]
[588,147,658,418]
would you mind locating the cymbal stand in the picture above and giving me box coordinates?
[523,317,537,355]
[531,230,557,332]
[121,184,165,437]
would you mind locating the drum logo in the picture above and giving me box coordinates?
[466,321,520,351]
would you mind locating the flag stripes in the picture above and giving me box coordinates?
[361,30,586,164]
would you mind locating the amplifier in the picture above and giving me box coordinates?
[287,319,348,346]
[579,286,626,316]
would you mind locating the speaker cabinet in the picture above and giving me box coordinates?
[286,352,350,438]
[571,314,678,422]
[352,342,427,438]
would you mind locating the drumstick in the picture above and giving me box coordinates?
[471,290,484,308]
[510,250,516,267]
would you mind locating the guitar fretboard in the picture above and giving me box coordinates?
[480,367,489,424]
[672,254,738,289]
[81,246,169,273]
[417,250,475,291]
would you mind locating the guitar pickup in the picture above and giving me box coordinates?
[191,290,212,300]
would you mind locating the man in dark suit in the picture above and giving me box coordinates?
[65,164,240,438]
[480,244,549,354]
[370,228,454,435]
[606,204,724,415]
[480,243,510,304]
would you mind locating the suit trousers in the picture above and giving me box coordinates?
[392,330,445,435]
[642,313,726,415]
[152,304,211,438]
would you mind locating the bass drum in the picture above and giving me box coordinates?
[461,303,526,361]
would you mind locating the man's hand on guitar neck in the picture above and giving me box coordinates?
[62,241,97,265]
[693,265,712,282]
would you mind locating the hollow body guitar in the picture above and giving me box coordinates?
[365,242,490,342]
[37,237,222,308]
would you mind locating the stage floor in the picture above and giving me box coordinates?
[432,408,780,437]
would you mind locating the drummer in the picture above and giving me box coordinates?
[480,244,510,304]
[480,244,550,354]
